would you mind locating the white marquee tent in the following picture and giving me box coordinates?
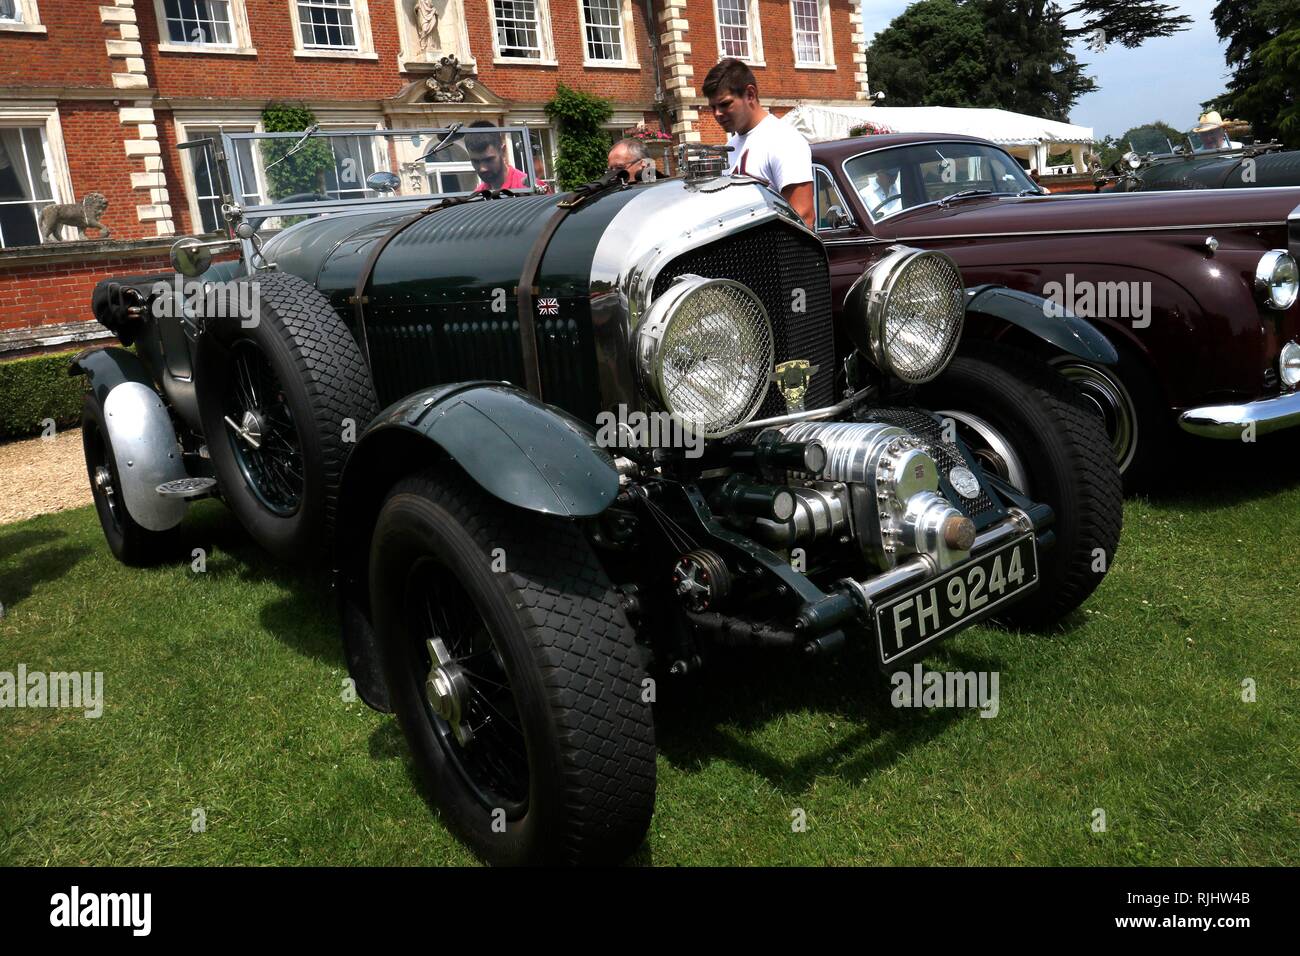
[783,104,1095,174]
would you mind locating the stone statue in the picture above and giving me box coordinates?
[39,192,110,242]
[415,0,440,54]
[424,55,475,103]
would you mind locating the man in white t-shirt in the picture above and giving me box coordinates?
[703,58,815,228]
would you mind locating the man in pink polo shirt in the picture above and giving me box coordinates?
[466,121,530,193]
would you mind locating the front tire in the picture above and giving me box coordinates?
[919,342,1123,626]
[369,469,656,865]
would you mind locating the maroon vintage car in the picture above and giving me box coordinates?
[811,133,1300,486]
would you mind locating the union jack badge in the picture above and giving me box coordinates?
[538,297,560,316]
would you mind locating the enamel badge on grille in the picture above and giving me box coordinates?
[538,297,560,315]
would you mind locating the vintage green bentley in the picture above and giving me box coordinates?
[74,128,1120,865]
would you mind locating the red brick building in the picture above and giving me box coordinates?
[0,0,869,353]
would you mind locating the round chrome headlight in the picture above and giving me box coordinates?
[1280,340,1300,389]
[1256,250,1298,310]
[1124,151,1142,169]
[844,247,965,384]
[636,274,774,437]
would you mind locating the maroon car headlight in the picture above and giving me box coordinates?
[843,247,966,384]
[1281,341,1300,390]
[1255,250,1298,311]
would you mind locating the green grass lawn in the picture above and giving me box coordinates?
[2,437,1298,866]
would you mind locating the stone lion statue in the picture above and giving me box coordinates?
[39,192,110,242]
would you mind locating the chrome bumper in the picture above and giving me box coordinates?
[1178,390,1300,438]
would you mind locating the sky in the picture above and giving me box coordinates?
[857,0,1232,139]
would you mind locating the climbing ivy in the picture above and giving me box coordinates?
[259,103,336,201]
[544,85,615,190]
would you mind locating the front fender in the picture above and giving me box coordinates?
[965,285,1118,365]
[334,382,620,713]
[356,382,620,517]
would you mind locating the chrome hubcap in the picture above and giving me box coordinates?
[1051,359,1137,473]
[93,465,113,495]
[425,637,473,746]
[937,409,1031,493]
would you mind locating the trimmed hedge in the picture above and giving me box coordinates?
[0,350,85,442]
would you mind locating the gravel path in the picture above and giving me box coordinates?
[0,428,93,525]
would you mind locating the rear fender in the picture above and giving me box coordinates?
[70,347,188,531]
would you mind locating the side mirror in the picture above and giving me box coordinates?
[170,237,213,278]
[827,204,851,228]
[366,171,401,194]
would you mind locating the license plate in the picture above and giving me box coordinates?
[875,535,1038,666]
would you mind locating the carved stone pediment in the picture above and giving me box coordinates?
[426,55,475,102]
[385,72,508,110]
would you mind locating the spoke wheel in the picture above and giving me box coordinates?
[405,558,529,816]
[223,339,304,517]
[193,270,377,562]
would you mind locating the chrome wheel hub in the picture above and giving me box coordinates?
[93,465,113,495]
[1051,359,1137,473]
[425,637,473,746]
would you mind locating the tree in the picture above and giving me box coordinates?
[977,1,1096,121]
[1207,0,1300,147]
[544,84,614,190]
[863,0,992,108]
[866,1,1193,120]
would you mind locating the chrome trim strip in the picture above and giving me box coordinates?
[1178,390,1300,437]
[812,163,856,231]
[823,220,1287,244]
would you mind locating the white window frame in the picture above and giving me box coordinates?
[0,0,46,33]
[487,0,557,66]
[0,103,72,246]
[152,0,257,56]
[173,114,270,234]
[314,118,388,199]
[576,0,637,69]
[789,0,834,69]
[713,0,763,67]
[289,0,378,60]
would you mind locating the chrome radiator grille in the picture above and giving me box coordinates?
[651,221,836,418]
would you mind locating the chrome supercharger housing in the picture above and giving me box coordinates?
[760,421,976,572]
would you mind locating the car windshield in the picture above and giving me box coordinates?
[182,126,545,235]
[843,142,1037,221]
